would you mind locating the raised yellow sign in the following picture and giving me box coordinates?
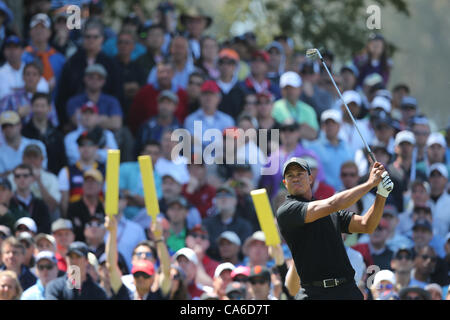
[138,155,160,219]
[250,188,281,246]
[105,150,120,215]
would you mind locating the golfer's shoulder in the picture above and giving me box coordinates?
[276,196,308,217]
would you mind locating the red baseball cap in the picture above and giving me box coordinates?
[131,259,155,276]
[80,101,99,114]
[201,80,220,93]
[252,50,269,63]
[231,265,250,279]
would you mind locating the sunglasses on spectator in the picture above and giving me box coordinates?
[395,253,412,261]
[37,264,54,271]
[420,255,437,262]
[249,278,268,285]
[377,283,393,290]
[218,59,236,66]
[14,173,31,179]
[86,221,104,228]
[133,271,152,279]
[190,233,208,240]
[134,251,153,259]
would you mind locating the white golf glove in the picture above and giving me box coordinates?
[377,171,394,198]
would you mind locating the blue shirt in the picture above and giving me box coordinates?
[102,37,147,61]
[119,161,162,220]
[66,93,123,119]
[305,136,355,191]
[21,279,45,300]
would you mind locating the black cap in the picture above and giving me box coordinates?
[394,246,413,259]
[248,265,271,282]
[399,287,431,300]
[166,196,189,209]
[280,122,300,132]
[282,157,311,177]
[0,177,12,190]
[67,241,89,258]
[412,219,432,232]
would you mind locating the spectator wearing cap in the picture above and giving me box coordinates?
[55,18,122,130]
[66,63,123,133]
[259,121,323,200]
[265,41,285,85]
[173,247,209,299]
[272,71,318,140]
[23,13,66,92]
[134,89,181,156]
[185,224,219,279]
[352,218,394,270]
[216,48,246,120]
[399,286,431,300]
[21,92,67,174]
[51,218,75,272]
[67,168,105,242]
[427,163,450,239]
[242,231,271,268]
[0,35,49,100]
[299,59,334,119]
[239,50,281,100]
[182,154,216,219]
[147,35,196,91]
[58,129,106,216]
[356,205,413,253]
[34,233,56,253]
[203,185,252,261]
[0,176,29,231]
[399,96,418,130]
[370,269,397,300]
[340,62,360,92]
[425,282,443,300]
[301,156,335,200]
[0,61,58,127]
[64,100,118,166]
[217,231,243,266]
[305,109,354,191]
[390,247,415,291]
[10,164,51,234]
[410,115,431,164]
[226,281,247,300]
[135,23,165,78]
[17,232,36,268]
[409,245,439,288]
[164,196,191,254]
[337,90,374,154]
[180,7,213,61]
[129,59,188,135]
[183,79,235,147]
[417,132,450,179]
[21,250,58,300]
[387,130,427,212]
[7,143,61,217]
[248,265,277,300]
[0,236,37,291]
[45,241,108,299]
[212,262,235,299]
[353,33,392,86]
[0,110,48,177]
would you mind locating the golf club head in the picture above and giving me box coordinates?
[306,48,321,60]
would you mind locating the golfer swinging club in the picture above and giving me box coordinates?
[276,157,394,300]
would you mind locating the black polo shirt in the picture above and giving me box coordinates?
[276,194,356,284]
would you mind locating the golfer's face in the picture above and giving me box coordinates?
[283,165,311,196]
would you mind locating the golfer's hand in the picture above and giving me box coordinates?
[368,162,385,187]
[377,171,394,198]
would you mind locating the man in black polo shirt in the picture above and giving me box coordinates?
[276,157,393,300]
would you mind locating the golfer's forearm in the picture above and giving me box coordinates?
[330,182,374,211]
[361,195,386,233]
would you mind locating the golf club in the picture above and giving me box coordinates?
[306,48,377,164]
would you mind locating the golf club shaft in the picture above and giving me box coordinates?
[315,51,376,164]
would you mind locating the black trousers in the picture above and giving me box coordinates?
[295,281,364,300]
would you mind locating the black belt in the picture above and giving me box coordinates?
[301,277,348,288]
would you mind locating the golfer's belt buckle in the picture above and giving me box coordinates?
[323,278,338,288]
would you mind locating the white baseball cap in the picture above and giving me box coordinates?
[426,132,447,148]
[373,270,396,288]
[320,109,342,124]
[428,163,448,179]
[341,90,362,106]
[371,96,391,113]
[14,217,37,234]
[280,71,302,88]
[394,130,416,147]
[173,247,199,265]
[218,231,241,246]
[214,262,235,278]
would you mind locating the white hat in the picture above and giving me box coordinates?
[428,163,448,179]
[302,156,318,169]
[243,231,266,254]
[425,283,442,295]
[394,130,416,147]
[14,217,37,234]
[426,132,447,148]
[373,270,396,288]
[341,90,362,106]
[35,250,57,264]
[214,262,236,278]
[173,247,199,265]
[371,96,391,113]
[321,109,342,124]
[280,71,302,88]
[218,231,241,246]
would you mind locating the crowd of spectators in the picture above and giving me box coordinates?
[0,0,448,301]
